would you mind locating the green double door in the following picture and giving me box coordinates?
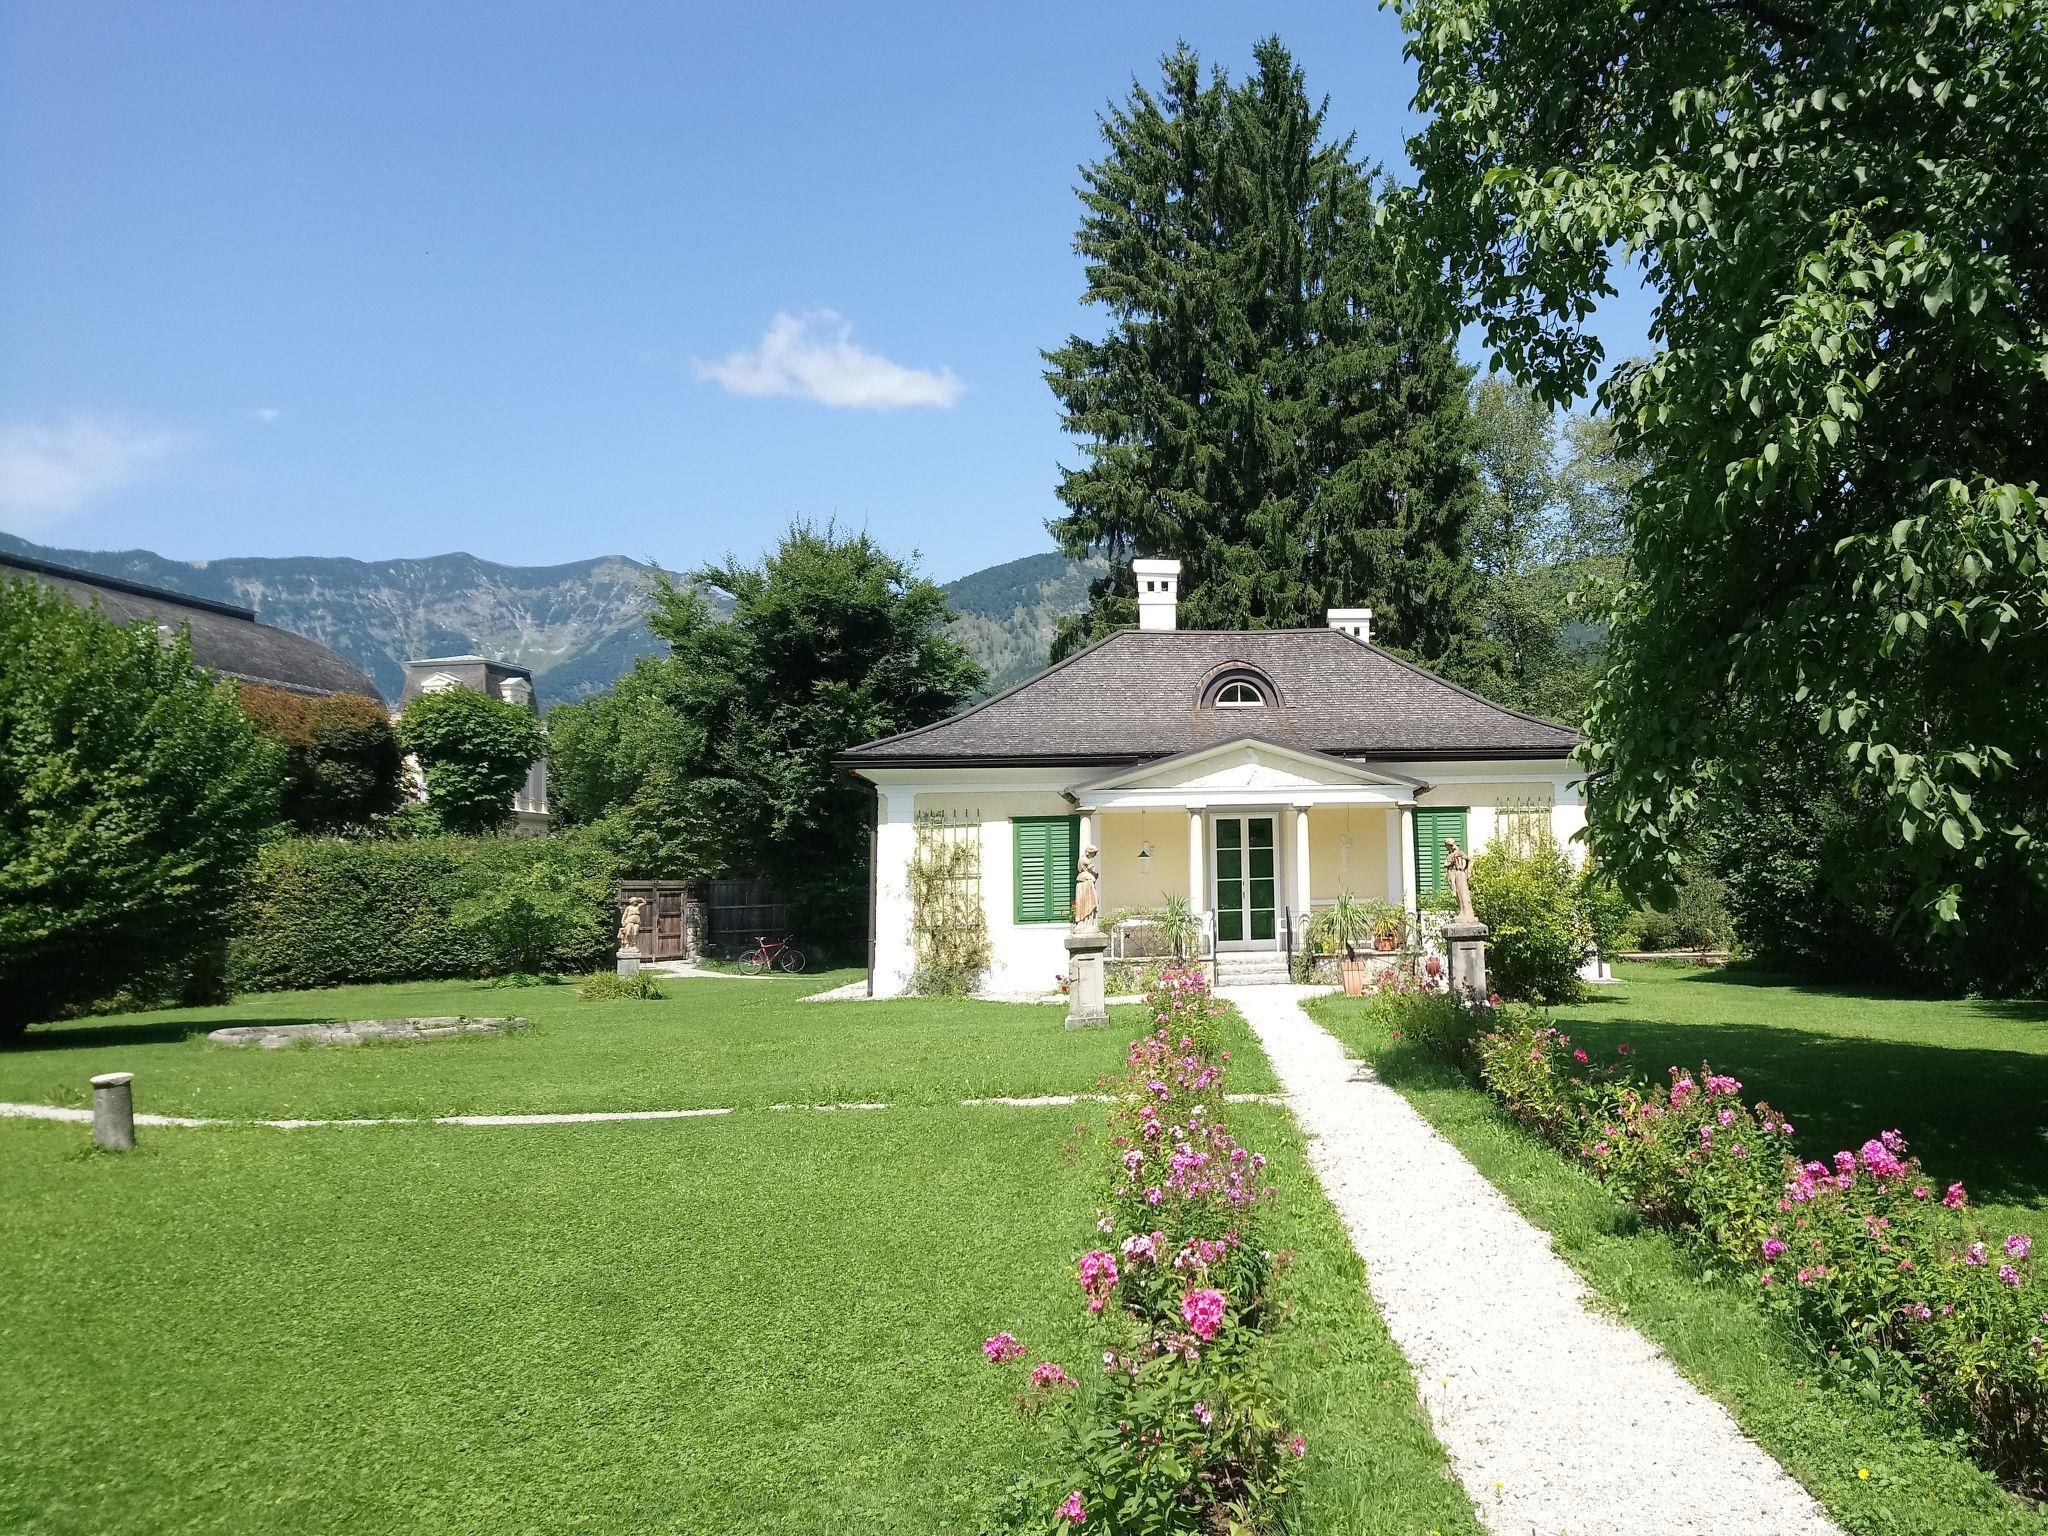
[1212,814,1278,948]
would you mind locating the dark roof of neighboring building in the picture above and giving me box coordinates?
[1,551,385,702]
[842,627,1581,767]
[397,655,539,711]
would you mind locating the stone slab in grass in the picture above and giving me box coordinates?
[207,1017,529,1050]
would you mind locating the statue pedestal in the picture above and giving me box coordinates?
[616,946,642,978]
[1443,921,1490,1001]
[1063,930,1110,1029]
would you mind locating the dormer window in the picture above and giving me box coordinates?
[1201,667,1278,710]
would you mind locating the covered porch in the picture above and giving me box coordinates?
[1070,738,1425,957]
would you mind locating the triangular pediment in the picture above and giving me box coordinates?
[1074,736,1423,795]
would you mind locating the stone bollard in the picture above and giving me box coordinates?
[90,1072,136,1152]
[616,946,642,979]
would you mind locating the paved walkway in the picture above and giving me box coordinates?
[1223,985,1840,1536]
[0,1092,1279,1133]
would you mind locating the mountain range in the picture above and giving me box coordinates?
[0,531,1098,704]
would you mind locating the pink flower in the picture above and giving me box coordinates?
[1965,1242,1989,1267]
[1181,1287,1227,1341]
[1192,1401,1214,1426]
[1030,1362,1075,1389]
[1780,1122,1794,1135]
[2001,1266,2023,1287]
[1290,1433,1307,1458]
[1944,1182,1968,1209]
[1759,1272,1775,1287]
[1574,1048,1589,1063]
[1617,1042,1632,1055]
[1763,1238,1787,1261]
[983,1332,1025,1364]
[1717,1109,1735,1126]
[2008,1234,2032,1260]
[1056,1490,1085,1525]
[1705,1073,1741,1096]
[1858,1138,1905,1179]
[1912,1186,1929,1200]
[1833,1151,1856,1176]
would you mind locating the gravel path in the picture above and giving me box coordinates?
[1224,985,1841,1536]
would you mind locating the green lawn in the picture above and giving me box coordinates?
[1,978,1470,1535]
[1545,963,2048,1240]
[0,973,1276,1121]
[1310,967,2048,1535]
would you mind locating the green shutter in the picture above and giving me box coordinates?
[1013,816,1080,924]
[1413,808,1470,897]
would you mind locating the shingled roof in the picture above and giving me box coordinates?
[843,628,1580,768]
[3,551,385,702]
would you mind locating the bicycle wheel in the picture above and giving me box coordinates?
[778,948,807,974]
[741,949,769,974]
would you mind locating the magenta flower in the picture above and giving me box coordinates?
[1705,1073,1741,1096]
[1192,1401,1214,1426]
[1290,1433,1307,1458]
[1763,1238,1787,1261]
[983,1332,1026,1364]
[1573,1048,1589,1063]
[1029,1361,1075,1389]
[1055,1490,1085,1525]
[1944,1182,1968,1209]
[1181,1287,1227,1341]
[2001,1265,2023,1287]
[1966,1242,1989,1267]
[2008,1234,2032,1260]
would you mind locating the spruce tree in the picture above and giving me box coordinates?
[1046,37,1480,665]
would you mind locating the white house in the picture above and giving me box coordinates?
[841,559,1585,996]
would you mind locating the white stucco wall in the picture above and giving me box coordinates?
[860,755,1584,996]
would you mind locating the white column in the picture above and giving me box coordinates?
[871,787,918,997]
[1187,809,1205,916]
[1399,805,1418,915]
[1384,807,1403,905]
[1292,804,1311,919]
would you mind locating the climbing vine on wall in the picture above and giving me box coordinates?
[909,811,990,996]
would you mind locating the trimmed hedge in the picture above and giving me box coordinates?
[227,834,622,992]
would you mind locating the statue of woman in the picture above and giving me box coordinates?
[1073,847,1101,930]
[618,896,646,950]
[1445,838,1476,924]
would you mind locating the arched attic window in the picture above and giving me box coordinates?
[1200,668,1278,710]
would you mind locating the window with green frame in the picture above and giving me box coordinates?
[1413,807,1470,897]
[1013,815,1080,924]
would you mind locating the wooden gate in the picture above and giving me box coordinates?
[617,880,699,961]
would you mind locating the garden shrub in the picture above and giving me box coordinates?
[575,970,668,1001]
[453,854,610,977]
[1378,986,2048,1495]
[228,833,621,992]
[980,966,1306,1532]
[1470,831,1586,1002]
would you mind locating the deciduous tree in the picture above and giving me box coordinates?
[1400,0,2048,946]
[396,686,543,836]
[0,581,281,1033]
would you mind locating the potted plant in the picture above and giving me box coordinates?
[1368,901,1409,953]
[1310,891,1376,996]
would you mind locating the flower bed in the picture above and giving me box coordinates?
[981,965,1306,1532]
[1375,988,2048,1494]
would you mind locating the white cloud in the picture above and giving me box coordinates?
[248,406,283,424]
[0,417,193,532]
[694,310,964,410]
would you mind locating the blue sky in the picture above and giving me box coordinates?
[0,1,1652,582]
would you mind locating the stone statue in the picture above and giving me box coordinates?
[1445,838,1476,924]
[1072,846,1101,930]
[618,897,646,951]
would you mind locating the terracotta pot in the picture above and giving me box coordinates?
[1373,933,1399,953]
[1340,958,1368,997]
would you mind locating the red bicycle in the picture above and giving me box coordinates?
[742,934,807,974]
